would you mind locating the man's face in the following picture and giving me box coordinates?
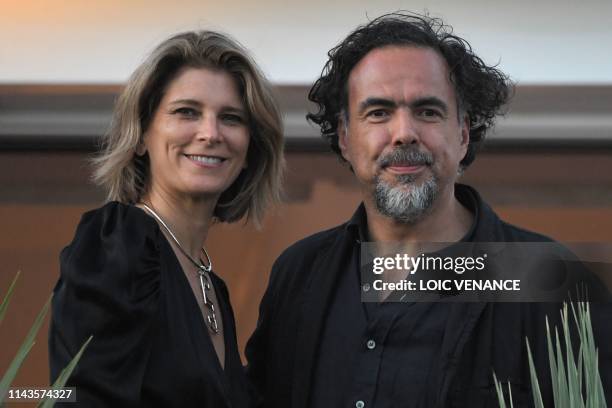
[339,45,469,223]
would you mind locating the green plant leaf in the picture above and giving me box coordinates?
[0,271,20,326]
[507,381,514,408]
[493,371,507,408]
[574,303,594,407]
[528,302,607,408]
[554,327,569,407]
[38,335,92,408]
[526,338,545,408]
[574,302,607,408]
[561,304,582,407]
[0,295,51,403]
[576,344,583,405]
[546,317,560,407]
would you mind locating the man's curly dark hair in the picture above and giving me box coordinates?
[307,12,512,168]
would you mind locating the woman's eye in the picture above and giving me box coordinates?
[220,114,244,125]
[173,107,199,118]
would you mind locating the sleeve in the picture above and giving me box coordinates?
[244,255,284,408]
[49,203,161,407]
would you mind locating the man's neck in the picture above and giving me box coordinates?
[364,185,473,243]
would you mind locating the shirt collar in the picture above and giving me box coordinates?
[455,183,479,242]
[345,183,482,243]
[345,203,369,243]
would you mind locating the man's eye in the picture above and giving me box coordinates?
[419,109,442,119]
[367,109,389,120]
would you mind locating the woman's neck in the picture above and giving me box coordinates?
[141,188,217,259]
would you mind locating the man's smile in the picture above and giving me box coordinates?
[385,164,425,175]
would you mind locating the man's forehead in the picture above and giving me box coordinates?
[346,45,454,104]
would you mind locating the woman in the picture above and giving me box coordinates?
[49,30,283,407]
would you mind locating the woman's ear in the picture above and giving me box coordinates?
[135,139,147,156]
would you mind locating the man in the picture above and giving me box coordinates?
[246,13,611,407]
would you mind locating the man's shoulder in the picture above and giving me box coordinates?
[464,184,556,244]
[497,219,556,243]
[264,223,348,294]
[275,223,348,265]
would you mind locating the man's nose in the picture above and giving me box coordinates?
[390,110,419,146]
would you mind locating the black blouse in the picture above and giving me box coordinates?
[49,202,253,407]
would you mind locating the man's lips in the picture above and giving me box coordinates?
[385,164,426,174]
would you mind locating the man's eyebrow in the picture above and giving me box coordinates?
[410,97,448,114]
[357,96,449,115]
[358,97,397,114]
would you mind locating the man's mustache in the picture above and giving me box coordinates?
[377,147,434,168]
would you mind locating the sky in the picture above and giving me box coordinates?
[1,0,611,84]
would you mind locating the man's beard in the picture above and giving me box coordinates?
[373,147,438,224]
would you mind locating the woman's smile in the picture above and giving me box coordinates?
[185,154,227,168]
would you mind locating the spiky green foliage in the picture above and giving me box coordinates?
[569,302,606,407]
[526,339,546,408]
[493,371,514,408]
[494,302,607,408]
[0,278,50,403]
[1,273,91,407]
[38,335,92,407]
[0,271,20,326]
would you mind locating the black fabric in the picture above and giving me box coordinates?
[311,201,463,408]
[309,189,480,408]
[49,202,253,407]
[245,184,612,408]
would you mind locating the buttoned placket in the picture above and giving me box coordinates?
[347,293,401,407]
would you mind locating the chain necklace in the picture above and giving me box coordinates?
[141,203,219,334]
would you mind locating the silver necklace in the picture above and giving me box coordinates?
[141,203,219,334]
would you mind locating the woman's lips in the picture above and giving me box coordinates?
[185,154,226,168]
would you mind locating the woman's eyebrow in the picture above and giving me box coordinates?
[168,98,202,107]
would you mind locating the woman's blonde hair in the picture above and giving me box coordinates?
[93,30,284,224]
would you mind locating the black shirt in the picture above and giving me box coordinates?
[49,202,253,407]
[310,187,479,408]
[245,183,612,408]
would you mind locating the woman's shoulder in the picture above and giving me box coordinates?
[51,203,165,401]
[70,201,159,249]
[79,201,157,235]
[60,201,162,294]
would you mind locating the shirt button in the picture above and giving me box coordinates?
[366,339,376,350]
[356,401,365,408]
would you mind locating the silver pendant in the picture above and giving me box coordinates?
[198,270,219,334]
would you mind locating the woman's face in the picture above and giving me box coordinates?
[142,67,250,203]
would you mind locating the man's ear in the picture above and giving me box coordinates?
[338,115,351,162]
[459,114,470,157]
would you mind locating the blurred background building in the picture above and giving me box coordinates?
[1,0,611,391]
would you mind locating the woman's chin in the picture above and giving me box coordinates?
[178,184,230,201]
